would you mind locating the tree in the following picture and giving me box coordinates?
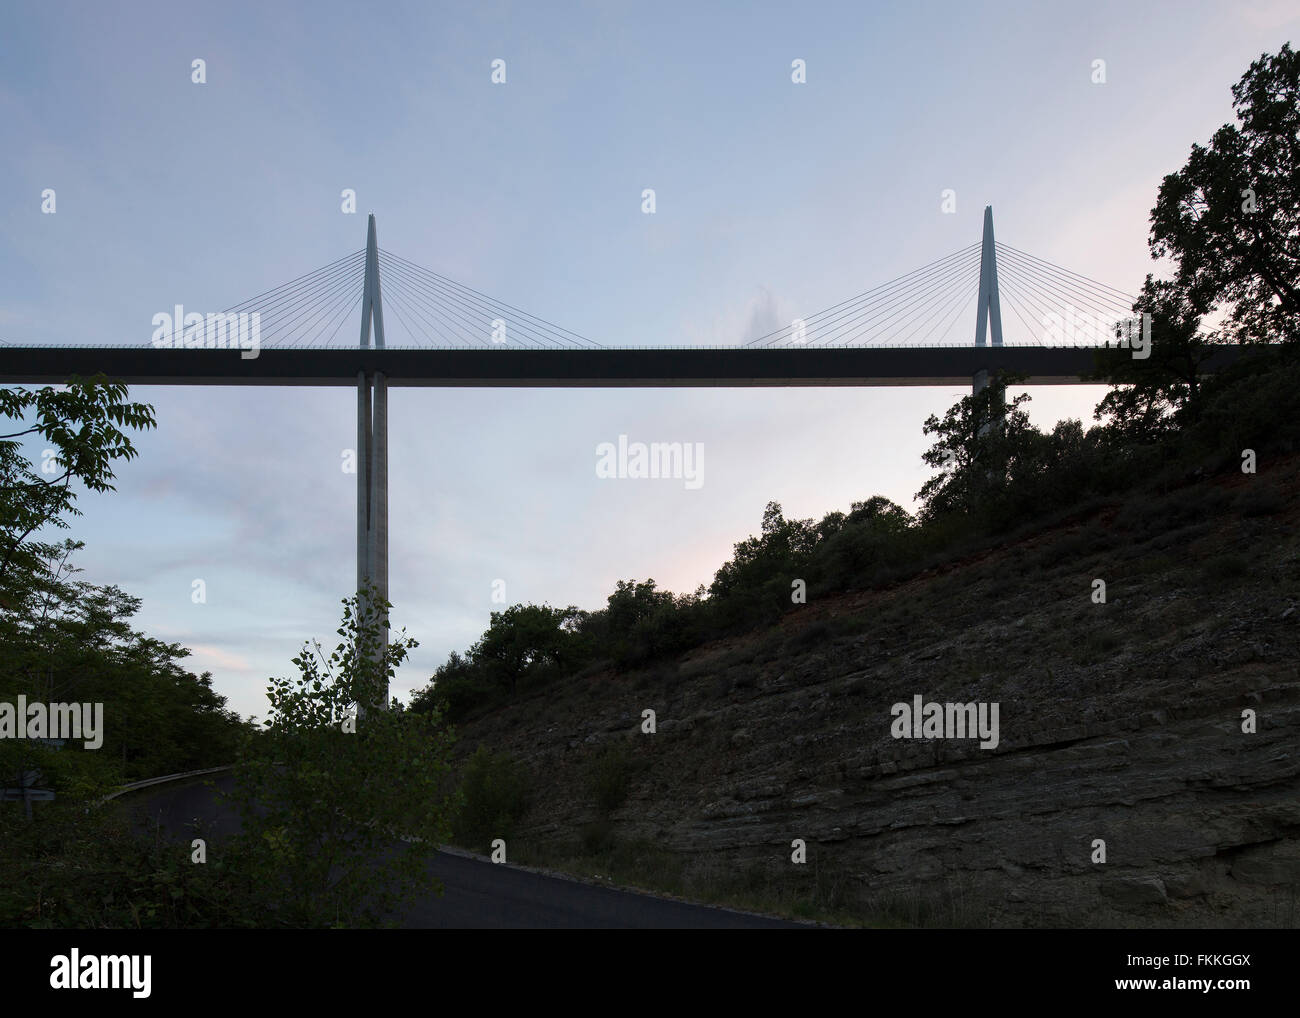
[1149,43,1300,345]
[0,539,248,793]
[226,584,458,927]
[916,373,1038,522]
[0,376,155,586]
[709,501,818,600]
[846,496,913,533]
[471,602,585,695]
[604,579,673,636]
[816,496,914,591]
[1089,275,1219,443]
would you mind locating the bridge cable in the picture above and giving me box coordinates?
[805,246,982,346]
[255,257,367,349]
[757,245,981,347]
[381,255,580,349]
[994,254,1132,338]
[258,258,367,349]
[994,244,1136,316]
[744,242,980,346]
[996,242,1135,301]
[380,258,556,349]
[379,249,602,348]
[273,263,369,349]
[822,247,983,347]
[381,266,484,348]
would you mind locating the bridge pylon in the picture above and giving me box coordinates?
[973,205,1004,397]
[356,213,388,714]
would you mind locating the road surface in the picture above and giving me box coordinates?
[126,773,802,929]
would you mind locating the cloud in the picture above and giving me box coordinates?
[185,644,255,674]
[742,286,787,344]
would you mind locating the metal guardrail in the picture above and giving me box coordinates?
[103,765,233,802]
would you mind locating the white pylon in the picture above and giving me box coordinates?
[356,213,388,713]
[973,205,1004,397]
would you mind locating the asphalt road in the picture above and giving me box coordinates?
[127,773,801,929]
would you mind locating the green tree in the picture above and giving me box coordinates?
[453,744,530,849]
[916,373,1039,522]
[846,495,913,533]
[1089,276,1219,443]
[0,539,247,786]
[604,579,673,635]
[1148,43,1300,345]
[471,602,584,695]
[0,377,155,585]
[709,501,817,600]
[226,585,458,928]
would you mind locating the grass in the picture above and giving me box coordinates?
[506,833,992,929]
[1200,553,1250,585]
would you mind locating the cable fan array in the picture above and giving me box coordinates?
[211,250,368,351]
[993,242,1137,347]
[148,238,1136,351]
[745,242,983,348]
[190,248,602,351]
[743,241,1138,348]
[377,249,601,349]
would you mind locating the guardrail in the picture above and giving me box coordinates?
[103,765,233,802]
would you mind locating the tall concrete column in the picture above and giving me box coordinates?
[356,369,370,594]
[973,207,1006,429]
[356,214,388,712]
[974,205,1004,353]
[368,369,388,646]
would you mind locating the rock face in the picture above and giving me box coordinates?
[452,478,1300,927]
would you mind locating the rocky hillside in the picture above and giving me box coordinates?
[449,463,1300,927]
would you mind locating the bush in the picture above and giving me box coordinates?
[587,742,637,814]
[1235,484,1287,517]
[227,586,458,928]
[454,744,530,850]
[0,794,259,928]
[783,621,831,655]
[1201,553,1250,585]
[580,819,616,855]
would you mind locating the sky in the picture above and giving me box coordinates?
[1,1,1295,720]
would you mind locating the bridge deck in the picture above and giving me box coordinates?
[0,345,1175,387]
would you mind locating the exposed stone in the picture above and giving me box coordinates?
[449,483,1300,928]
[1100,878,1168,907]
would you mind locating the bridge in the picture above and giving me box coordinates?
[0,207,1221,707]
[1,207,1147,388]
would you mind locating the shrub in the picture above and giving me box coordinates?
[587,742,636,814]
[1235,485,1287,517]
[580,819,615,855]
[787,620,831,651]
[0,793,260,928]
[454,744,530,850]
[227,586,458,928]
[1201,553,1249,585]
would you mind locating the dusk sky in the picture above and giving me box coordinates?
[2,1,1295,719]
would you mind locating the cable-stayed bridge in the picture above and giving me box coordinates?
[0,207,1244,708]
[1,208,1161,388]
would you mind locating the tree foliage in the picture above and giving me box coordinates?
[0,539,247,787]
[418,45,1300,728]
[226,584,458,927]
[1088,276,1218,443]
[1148,43,1300,345]
[0,377,155,585]
[916,373,1035,522]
